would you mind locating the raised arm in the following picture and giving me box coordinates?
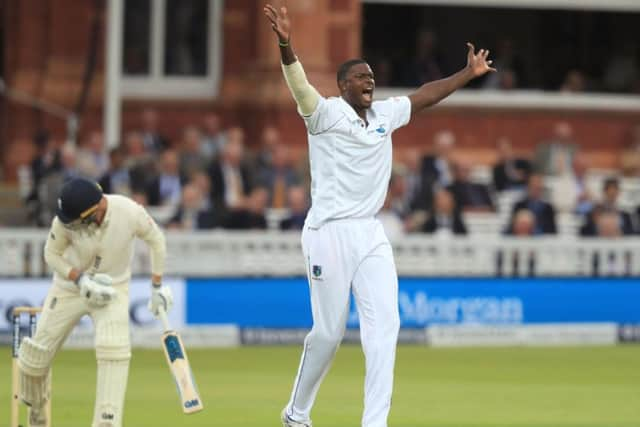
[408,43,496,115]
[264,4,320,116]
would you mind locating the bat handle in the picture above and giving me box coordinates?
[158,307,171,332]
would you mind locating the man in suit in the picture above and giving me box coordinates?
[99,147,132,196]
[167,184,219,230]
[421,130,456,191]
[492,137,531,191]
[257,143,301,208]
[140,108,169,153]
[280,186,309,231]
[145,150,183,207]
[448,160,494,212]
[580,177,634,236]
[422,188,467,235]
[208,133,253,211]
[224,187,269,230]
[508,173,557,234]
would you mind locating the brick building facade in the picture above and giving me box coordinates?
[1,0,637,181]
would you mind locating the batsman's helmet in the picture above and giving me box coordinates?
[56,178,103,224]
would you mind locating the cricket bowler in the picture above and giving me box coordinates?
[264,4,495,427]
[17,177,172,427]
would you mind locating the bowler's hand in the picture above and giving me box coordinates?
[466,43,497,78]
[264,4,291,43]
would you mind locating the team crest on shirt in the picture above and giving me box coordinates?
[312,265,323,280]
[375,126,385,134]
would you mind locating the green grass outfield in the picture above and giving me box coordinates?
[3,345,640,427]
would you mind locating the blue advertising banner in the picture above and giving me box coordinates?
[185,277,640,328]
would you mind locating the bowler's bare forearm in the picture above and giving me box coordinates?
[279,41,296,65]
[408,67,474,114]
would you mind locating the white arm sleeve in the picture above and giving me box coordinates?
[281,60,321,117]
[43,219,73,279]
[134,204,166,276]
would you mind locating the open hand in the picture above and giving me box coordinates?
[264,4,291,43]
[466,43,497,77]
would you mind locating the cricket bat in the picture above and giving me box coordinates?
[159,308,204,414]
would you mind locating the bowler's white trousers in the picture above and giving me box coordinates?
[285,217,400,427]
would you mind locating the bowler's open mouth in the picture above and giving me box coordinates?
[363,87,374,102]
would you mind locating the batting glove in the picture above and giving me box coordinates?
[148,284,173,317]
[76,273,116,308]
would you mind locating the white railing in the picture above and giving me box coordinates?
[1,229,639,278]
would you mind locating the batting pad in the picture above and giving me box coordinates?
[17,338,52,408]
[95,318,131,361]
[93,359,129,427]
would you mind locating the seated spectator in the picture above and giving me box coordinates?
[387,168,410,218]
[35,145,79,225]
[146,150,183,207]
[402,28,443,86]
[482,39,526,89]
[422,130,456,195]
[421,188,467,235]
[603,43,638,93]
[280,186,309,231]
[76,130,109,180]
[29,130,61,189]
[596,211,623,238]
[200,112,225,161]
[189,171,214,210]
[550,152,596,215]
[508,173,557,234]
[401,148,428,211]
[535,121,576,176]
[99,147,132,196]
[225,187,268,230]
[258,143,301,208]
[208,131,253,211]
[139,108,169,153]
[560,69,587,93]
[26,130,61,221]
[447,160,494,212]
[179,126,209,178]
[123,131,157,193]
[255,126,281,171]
[377,192,406,241]
[580,177,634,236]
[508,209,536,236]
[492,137,531,191]
[372,57,393,87]
[167,184,219,230]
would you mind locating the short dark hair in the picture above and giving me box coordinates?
[336,59,367,84]
[603,177,619,191]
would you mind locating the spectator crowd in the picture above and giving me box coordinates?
[19,109,640,242]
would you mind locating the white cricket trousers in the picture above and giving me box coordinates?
[33,282,131,427]
[286,217,400,427]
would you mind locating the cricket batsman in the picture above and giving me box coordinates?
[265,3,495,427]
[17,177,173,427]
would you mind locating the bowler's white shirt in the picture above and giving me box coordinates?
[303,95,411,228]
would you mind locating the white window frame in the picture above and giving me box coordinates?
[365,0,640,111]
[121,0,223,99]
[362,0,640,12]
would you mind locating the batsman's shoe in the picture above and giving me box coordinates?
[281,408,312,427]
[29,407,47,427]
